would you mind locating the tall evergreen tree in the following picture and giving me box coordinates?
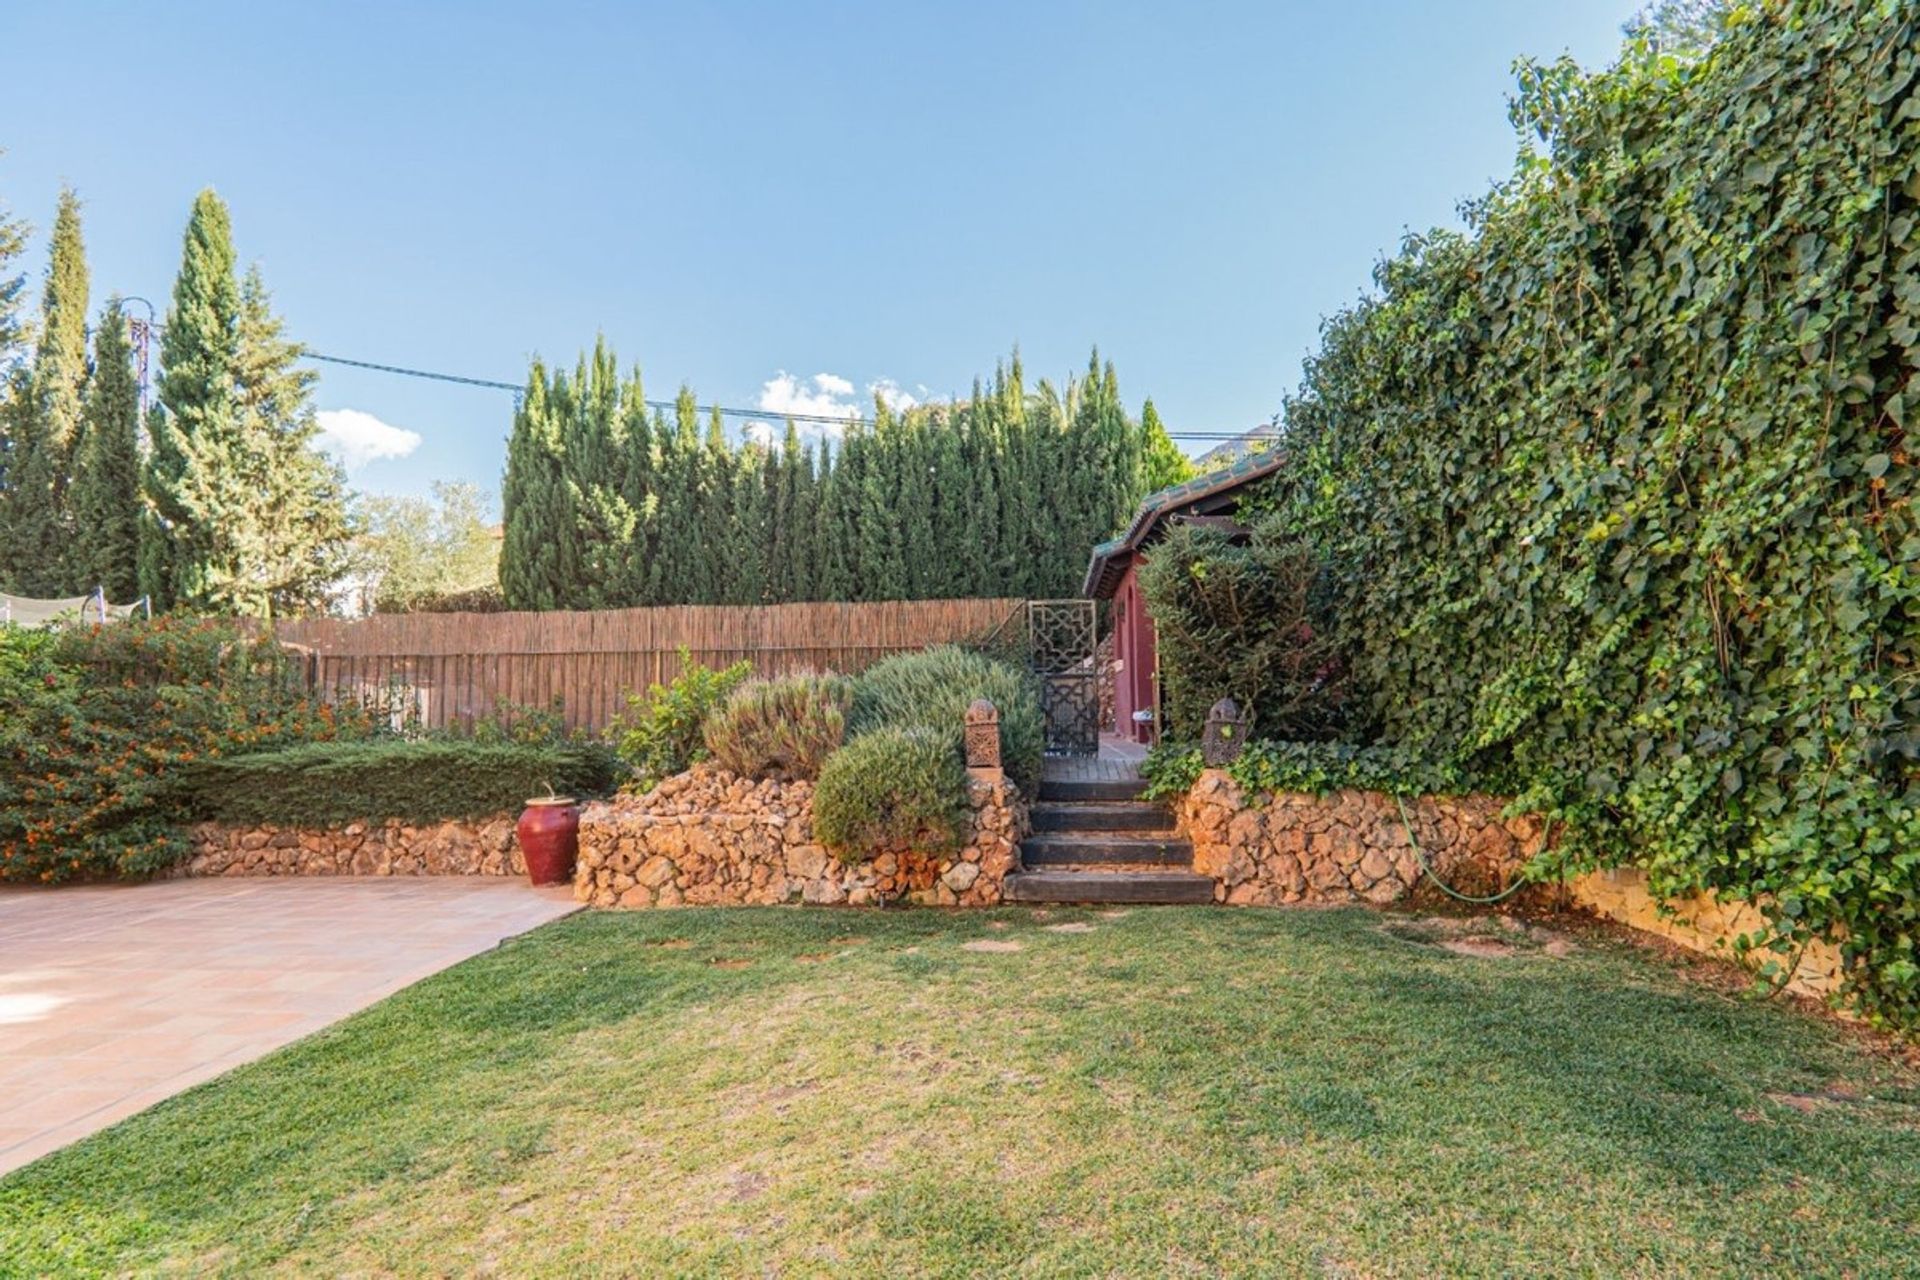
[727,441,769,602]
[566,339,634,608]
[615,364,658,604]
[0,172,28,523]
[69,299,143,600]
[1138,398,1195,493]
[789,439,820,600]
[229,266,351,616]
[495,341,1172,607]
[500,361,569,608]
[142,188,241,610]
[5,187,90,593]
[142,193,349,616]
[857,405,905,600]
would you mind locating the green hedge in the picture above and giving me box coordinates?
[1244,5,1918,1023]
[1142,741,1482,804]
[181,740,621,827]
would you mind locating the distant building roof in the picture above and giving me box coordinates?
[1082,448,1285,598]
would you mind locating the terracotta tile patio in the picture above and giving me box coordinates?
[0,878,578,1175]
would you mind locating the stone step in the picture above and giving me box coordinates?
[1036,777,1150,803]
[1021,834,1191,867]
[1003,870,1216,905]
[1030,802,1174,834]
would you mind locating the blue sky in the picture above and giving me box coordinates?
[1,1,1640,501]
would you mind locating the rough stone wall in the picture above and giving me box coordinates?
[574,765,1026,908]
[1174,769,1544,906]
[1569,868,1846,1000]
[182,816,524,878]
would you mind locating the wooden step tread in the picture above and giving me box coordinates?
[1030,803,1173,834]
[1021,834,1191,867]
[1003,870,1215,904]
[1037,777,1150,803]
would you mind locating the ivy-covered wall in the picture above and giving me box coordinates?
[1258,4,1918,1023]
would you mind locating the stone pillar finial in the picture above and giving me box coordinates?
[965,697,1002,777]
[1203,697,1247,766]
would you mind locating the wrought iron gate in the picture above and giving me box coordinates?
[1027,599,1099,756]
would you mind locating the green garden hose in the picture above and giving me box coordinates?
[1394,792,1531,906]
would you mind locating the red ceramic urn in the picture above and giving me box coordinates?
[517,797,580,887]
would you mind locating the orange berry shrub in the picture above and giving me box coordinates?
[0,619,380,882]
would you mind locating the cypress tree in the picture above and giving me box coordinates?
[790,439,820,600]
[728,442,769,602]
[69,299,142,600]
[923,406,969,597]
[567,339,634,608]
[1138,397,1194,493]
[815,429,859,601]
[142,188,242,611]
[765,424,795,595]
[649,388,702,602]
[6,187,90,593]
[500,362,570,609]
[492,341,1170,608]
[857,404,905,600]
[230,265,351,616]
[694,405,731,603]
[0,179,30,530]
[616,364,658,604]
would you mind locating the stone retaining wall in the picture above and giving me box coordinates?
[1174,769,1545,906]
[574,765,1025,908]
[182,816,523,878]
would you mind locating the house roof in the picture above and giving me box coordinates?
[1082,447,1284,598]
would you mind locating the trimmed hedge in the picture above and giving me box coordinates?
[181,740,621,827]
[812,727,970,862]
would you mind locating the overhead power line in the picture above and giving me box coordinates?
[297,348,1280,442]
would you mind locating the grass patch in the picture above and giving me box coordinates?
[2,908,1917,1276]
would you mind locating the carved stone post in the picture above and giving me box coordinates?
[1202,697,1247,766]
[965,697,1003,781]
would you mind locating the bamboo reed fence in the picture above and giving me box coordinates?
[272,598,1026,732]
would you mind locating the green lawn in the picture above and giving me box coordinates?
[4,908,1918,1278]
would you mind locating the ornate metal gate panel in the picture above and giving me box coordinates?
[1028,599,1099,756]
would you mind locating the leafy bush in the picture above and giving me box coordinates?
[1244,6,1920,1022]
[849,646,1043,792]
[453,696,582,747]
[0,619,379,882]
[1136,515,1348,740]
[181,739,620,827]
[1143,739,1490,803]
[611,648,752,787]
[811,727,970,862]
[702,675,852,780]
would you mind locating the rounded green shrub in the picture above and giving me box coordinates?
[611,648,753,787]
[812,726,970,862]
[702,674,853,781]
[850,646,1043,791]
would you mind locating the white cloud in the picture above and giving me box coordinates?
[755,371,864,424]
[868,378,918,411]
[751,371,942,444]
[315,408,423,469]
